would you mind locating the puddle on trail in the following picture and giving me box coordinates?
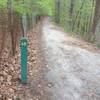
[42,18,100,100]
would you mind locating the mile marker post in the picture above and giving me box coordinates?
[20,37,28,84]
[20,13,28,84]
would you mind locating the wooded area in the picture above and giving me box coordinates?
[0,0,54,59]
[0,0,100,58]
[0,0,100,99]
[55,0,100,44]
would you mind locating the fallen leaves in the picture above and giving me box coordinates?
[0,21,46,100]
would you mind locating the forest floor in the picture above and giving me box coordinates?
[0,21,49,100]
[0,17,100,100]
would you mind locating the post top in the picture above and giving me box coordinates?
[21,37,28,40]
[20,37,28,42]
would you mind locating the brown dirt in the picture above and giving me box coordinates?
[62,35,100,53]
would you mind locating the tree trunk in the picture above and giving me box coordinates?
[7,0,15,56]
[55,0,60,23]
[69,0,75,28]
[72,0,85,31]
[90,0,100,37]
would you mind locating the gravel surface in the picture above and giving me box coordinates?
[41,18,100,100]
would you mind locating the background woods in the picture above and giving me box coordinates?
[0,0,54,59]
[54,0,100,45]
[0,0,100,58]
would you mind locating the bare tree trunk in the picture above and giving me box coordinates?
[22,14,27,37]
[55,0,60,23]
[90,0,100,37]
[88,0,95,34]
[69,0,75,28]
[7,0,15,56]
[72,0,85,31]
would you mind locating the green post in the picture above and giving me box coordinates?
[20,37,28,84]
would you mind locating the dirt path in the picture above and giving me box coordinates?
[41,18,100,100]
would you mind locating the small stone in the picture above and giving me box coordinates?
[60,75,66,80]
[48,83,52,88]
[3,71,7,76]
[34,70,38,72]
[33,61,37,64]
[8,98,12,100]
[9,88,14,94]
[7,75,12,85]
[40,90,44,95]
[0,76,4,82]
[10,67,14,71]
[7,75,12,81]
[0,94,2,98]
[38,84,42,88]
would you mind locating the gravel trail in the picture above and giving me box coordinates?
[41,18,100,100]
